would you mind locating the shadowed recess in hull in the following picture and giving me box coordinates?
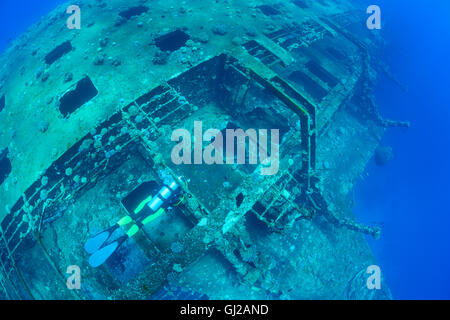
[0,148,11,186]
[0,93,5,112]
[155,30,190,52]
[119,5,149,20]
[306,60,339,88]
[45,41,73,65]
[288,70,328,101]
[59,76,98,117]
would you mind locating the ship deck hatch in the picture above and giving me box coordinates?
[155,30,190,52]
[288,70,328,101]
[258,5,281,16]
[59,76,98,117]
[305,60,339,88]
[0,148,11,186]
[0,93,5,112]
[119,5,149,20]
[44,41,72,65]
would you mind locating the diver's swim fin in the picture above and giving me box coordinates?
[88,235,128,268]
[84,224,120,254]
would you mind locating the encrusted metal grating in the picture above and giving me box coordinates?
[243,40,285,67]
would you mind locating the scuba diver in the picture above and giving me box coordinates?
[84,175,183,268]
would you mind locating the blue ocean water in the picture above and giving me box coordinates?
[0,0,449,299]
[354,0,450,299]
[0,1,62,53]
